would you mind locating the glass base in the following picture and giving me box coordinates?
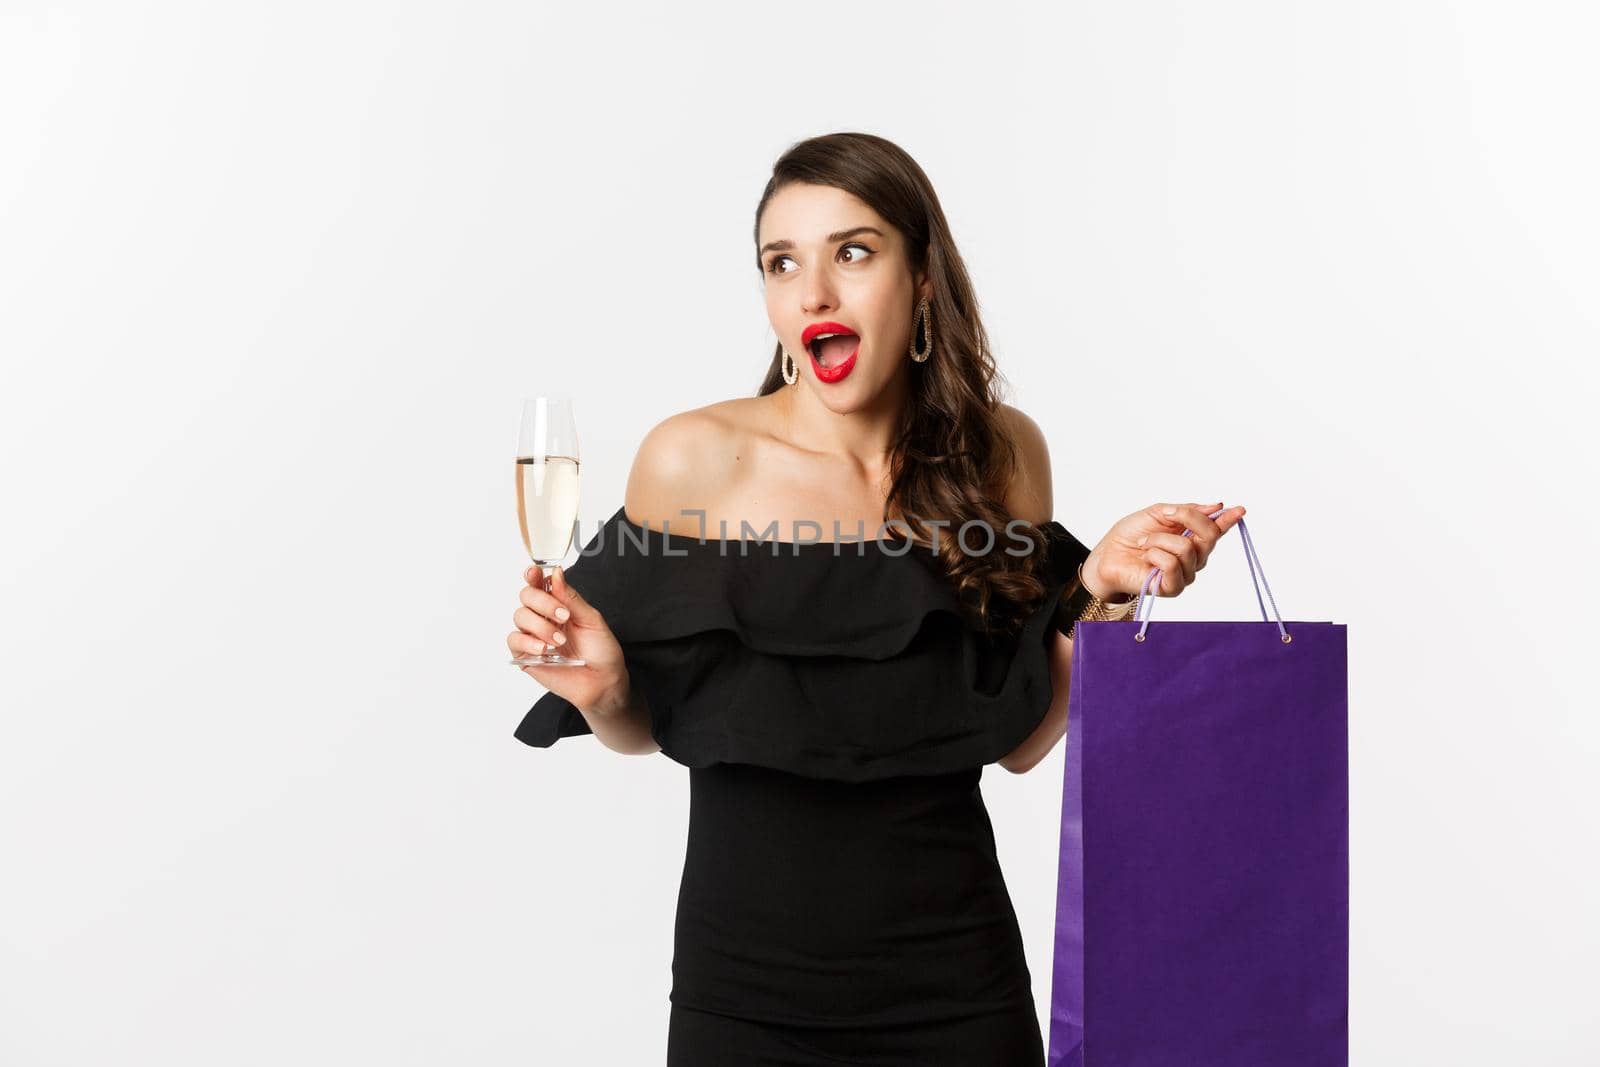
[510,651,587,667]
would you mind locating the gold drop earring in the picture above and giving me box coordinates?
[908,297,933,363]
[782,346,798,385]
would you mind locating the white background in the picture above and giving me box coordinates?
[2,2,1595,1063]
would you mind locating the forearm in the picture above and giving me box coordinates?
[579,675,661,756]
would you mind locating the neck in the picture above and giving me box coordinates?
[774,366,911,476]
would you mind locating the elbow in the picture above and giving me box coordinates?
[596,731,662,757]
[997,751,1041,775]
[997,711,1068,774]
[997,706,1066,775]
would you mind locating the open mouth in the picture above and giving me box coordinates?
[808,332,859,368]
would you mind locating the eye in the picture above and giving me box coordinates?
[765,243,873,275]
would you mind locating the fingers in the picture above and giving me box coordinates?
[513,605,568,648]
[1159,501,1245,530]
[519,581,573,626]
[515,565,575,651]
[1152,502,1248,566]
[1174,504,1222,568]
[1153,500,1220,534]
[1140,531,1197,585]
[547,565,598,623]
[1140,545,1184,596]
[507,627,558,658]
[1137,501,1247,596]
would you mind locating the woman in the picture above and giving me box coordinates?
[508,131,1245,1065]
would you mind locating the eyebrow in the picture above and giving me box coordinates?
[758,225,885,257]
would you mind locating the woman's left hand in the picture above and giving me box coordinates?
[1081,500,1247,601]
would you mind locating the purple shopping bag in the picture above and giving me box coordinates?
[1047,516,1348,1066]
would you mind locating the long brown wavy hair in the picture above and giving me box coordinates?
[753,131,1054,639]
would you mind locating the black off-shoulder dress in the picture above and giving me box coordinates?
[515,506,1090,1066]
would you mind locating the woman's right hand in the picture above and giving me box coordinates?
[508,564,630,715]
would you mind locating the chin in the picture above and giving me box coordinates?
[814,376,888,414]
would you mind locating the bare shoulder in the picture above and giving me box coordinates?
[624,398,759,536]
[997,402,1053,525]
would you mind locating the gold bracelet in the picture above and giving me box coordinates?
[1063,562,1139,640]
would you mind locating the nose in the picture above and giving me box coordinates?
[800,262,838,315]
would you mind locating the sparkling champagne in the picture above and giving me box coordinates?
[516,455,580,562]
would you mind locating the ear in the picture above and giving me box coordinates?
[914,269,930,303]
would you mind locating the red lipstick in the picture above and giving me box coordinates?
[799,320,860,384]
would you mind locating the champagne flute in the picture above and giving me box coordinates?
[510,394,586,667]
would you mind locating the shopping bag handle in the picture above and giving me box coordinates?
[1132,509,1292,645]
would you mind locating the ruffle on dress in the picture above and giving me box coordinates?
[513,505,1091,783]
